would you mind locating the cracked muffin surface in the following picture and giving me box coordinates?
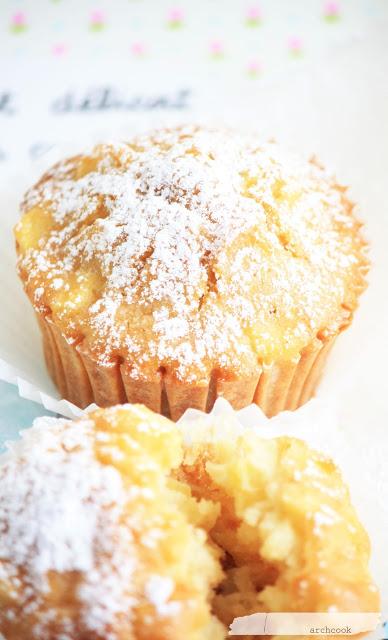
[14,126,368,416]
[0,405,379,640]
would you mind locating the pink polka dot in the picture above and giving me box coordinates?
[52,43,67,57]
[131,41,146,56]
[90,9,105,24]
[168,7,184,22]
[324,1,340,16]
[247,6,261,21]
[288,36,303,54]
[247,60,262,75]
[209,40,224,56]
[10,11,28,32]
[12,11,26,26]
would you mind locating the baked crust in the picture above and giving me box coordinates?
[15,127,368,414]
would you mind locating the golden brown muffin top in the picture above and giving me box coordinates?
[15,126,367,382]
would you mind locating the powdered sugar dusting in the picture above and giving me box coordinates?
[144,575,181,617]
[0,415,135,638]
[17,126,367,381]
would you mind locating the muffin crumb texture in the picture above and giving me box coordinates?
[15,126,367,384]
[0,405,379,640]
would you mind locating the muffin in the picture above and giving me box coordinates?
[0,404,379,640]
[14,126,368,419]
[0,405,224,640]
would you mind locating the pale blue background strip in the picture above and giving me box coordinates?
[0,381,55,451]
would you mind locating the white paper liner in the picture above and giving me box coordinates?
[0,357,345,459]
[0,357,98,420]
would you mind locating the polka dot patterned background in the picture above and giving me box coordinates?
[0,0,387,171]
[1,0,386,87]
[0,0,382,64]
